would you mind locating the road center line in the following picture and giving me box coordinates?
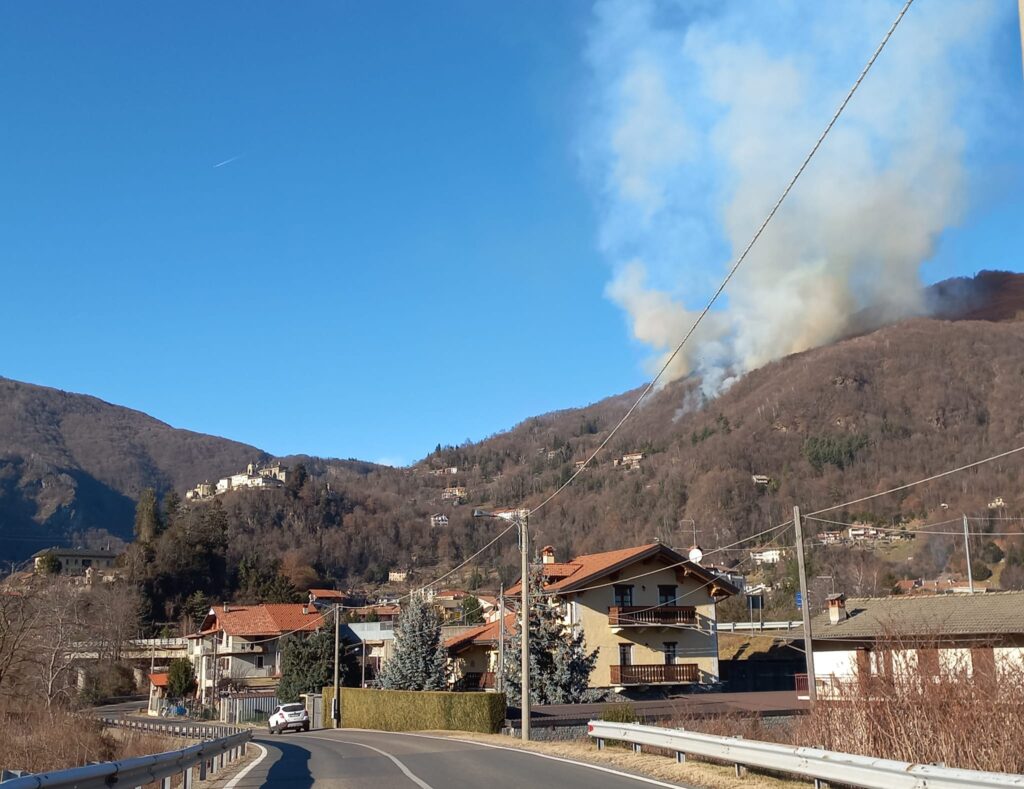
[223,743,269,789]
[301,735,435,789]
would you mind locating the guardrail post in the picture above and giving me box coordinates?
[813,780,827,789]
[596,738,605,750]
[198,758,207,780]
[183,766,193,789]
[676,751,686,763]
[735,763,746,778]
[160,776,171,789]
[632,743,642,754]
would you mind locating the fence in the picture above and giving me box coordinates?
[0,728,251,788]
[587,721,1024,788]
[219,693,281,724]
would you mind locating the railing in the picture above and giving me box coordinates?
[0,727,251,788]
[457,672,496,691]
[610,663,698,685]
[717,620,802,632]
[587,721,1024,789]
[608,606,696,626]
[99,716,242,739]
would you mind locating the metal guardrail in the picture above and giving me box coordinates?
[99,716,243,740]
[0,726,251,788]
[587,720,1024,788]
[717,620,802,632]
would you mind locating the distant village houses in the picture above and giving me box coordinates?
[750,548,784,566]
[430,514,449,529]
[441,485,467,503]
[613,452,644,470]
[187,462,290,500]
[32,546,119,577]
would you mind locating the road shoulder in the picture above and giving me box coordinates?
[417,731,806,789]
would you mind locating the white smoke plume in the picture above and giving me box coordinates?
[581,0,1009,396]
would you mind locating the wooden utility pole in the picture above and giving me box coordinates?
[518,512,531,741]
[497,583,505,694]
[333,604,341,728]
[793,506,817,701]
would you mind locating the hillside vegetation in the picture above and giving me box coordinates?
[2,272,1023,621]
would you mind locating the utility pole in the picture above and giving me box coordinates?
[963,514,975,594]
[333,604,341,728]
[497,583,505,694]
[518,512,531,741]
[793,506,817,702]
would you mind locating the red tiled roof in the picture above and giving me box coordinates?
[309,589,346,600]
[149,672,169,687]
[445,613,516,651]
[507,543,738,598]
[195,603,326,638]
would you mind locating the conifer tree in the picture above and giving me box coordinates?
[504,566,601,704]
[134,488,162,544]
[377,595,448,690]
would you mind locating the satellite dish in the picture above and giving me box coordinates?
[688,546,703,564]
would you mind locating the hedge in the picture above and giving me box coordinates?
[323,687,506,733]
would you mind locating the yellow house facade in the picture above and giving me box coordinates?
[446,542,738,693]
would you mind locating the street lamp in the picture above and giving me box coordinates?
[473,508,530,741]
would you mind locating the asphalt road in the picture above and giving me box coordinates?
[231,729,690,789]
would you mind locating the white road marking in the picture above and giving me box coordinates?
[387,731,691,788]
[301,734,435,789]
[223,743,268,789]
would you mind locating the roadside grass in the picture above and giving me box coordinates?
[426,731,807,789]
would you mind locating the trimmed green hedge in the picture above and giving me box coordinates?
[324,687,506,733]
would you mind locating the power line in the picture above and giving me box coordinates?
[527,0,915,519]
[806,443,1024,517]
[805,515,1024,538]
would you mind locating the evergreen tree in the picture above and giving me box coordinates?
[166,657,197,700]
[162,490,181,530]
[377,595,448,690]
[277,629,357,702]
[134,488,162,544]
[183,591,211,631]
[461,594,484,625]
[504,567,600,704]
[36,551,62,575]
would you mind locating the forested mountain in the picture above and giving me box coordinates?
[3,271,1024,624]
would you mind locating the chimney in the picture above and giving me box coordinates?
[827,593,847,625]
[541,545,556,565]
[302,604,309,615]
[222,602,229,613]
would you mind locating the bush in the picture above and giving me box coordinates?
[601,702,638,724]
[325,687,506,733]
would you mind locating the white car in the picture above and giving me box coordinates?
[268,703,310,734]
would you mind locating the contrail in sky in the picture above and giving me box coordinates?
[213,155,243,168]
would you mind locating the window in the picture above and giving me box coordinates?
[658,585,677,606]
[917,648,939,678]
[664,642,677,665]
[613,585,634,607]
[255,655,265,670]
[618,643,632,666]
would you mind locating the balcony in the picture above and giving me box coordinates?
[610,663,699,686]
[608,606,697,629]
[457,672,496,691]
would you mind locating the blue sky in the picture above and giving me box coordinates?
[1,2,1022,465]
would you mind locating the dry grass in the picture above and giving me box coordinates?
[0,706,176,774]
[429,731,807,789]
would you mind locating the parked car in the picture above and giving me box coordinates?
[268,703,310,734]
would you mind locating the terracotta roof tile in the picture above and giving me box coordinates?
[445,614,516,651]
[196,603,325,638]
[148,672,169,687]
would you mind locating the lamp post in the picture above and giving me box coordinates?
[474,508,530,741]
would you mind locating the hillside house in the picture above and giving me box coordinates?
[613,452,644,470]
[214,462,289,495]
[809,592,1024,699]
[445,542,737,694]
[307,589,347,608]
[750,548,784,566]
[185,481,215,500]
[388,570,408,583]
[751,474,771,486]
[187,603,323,703]
[430,514,449,529]
[441,486,467,502]
[32,547,118,576]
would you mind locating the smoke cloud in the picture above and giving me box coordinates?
[581,0,1009,396]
